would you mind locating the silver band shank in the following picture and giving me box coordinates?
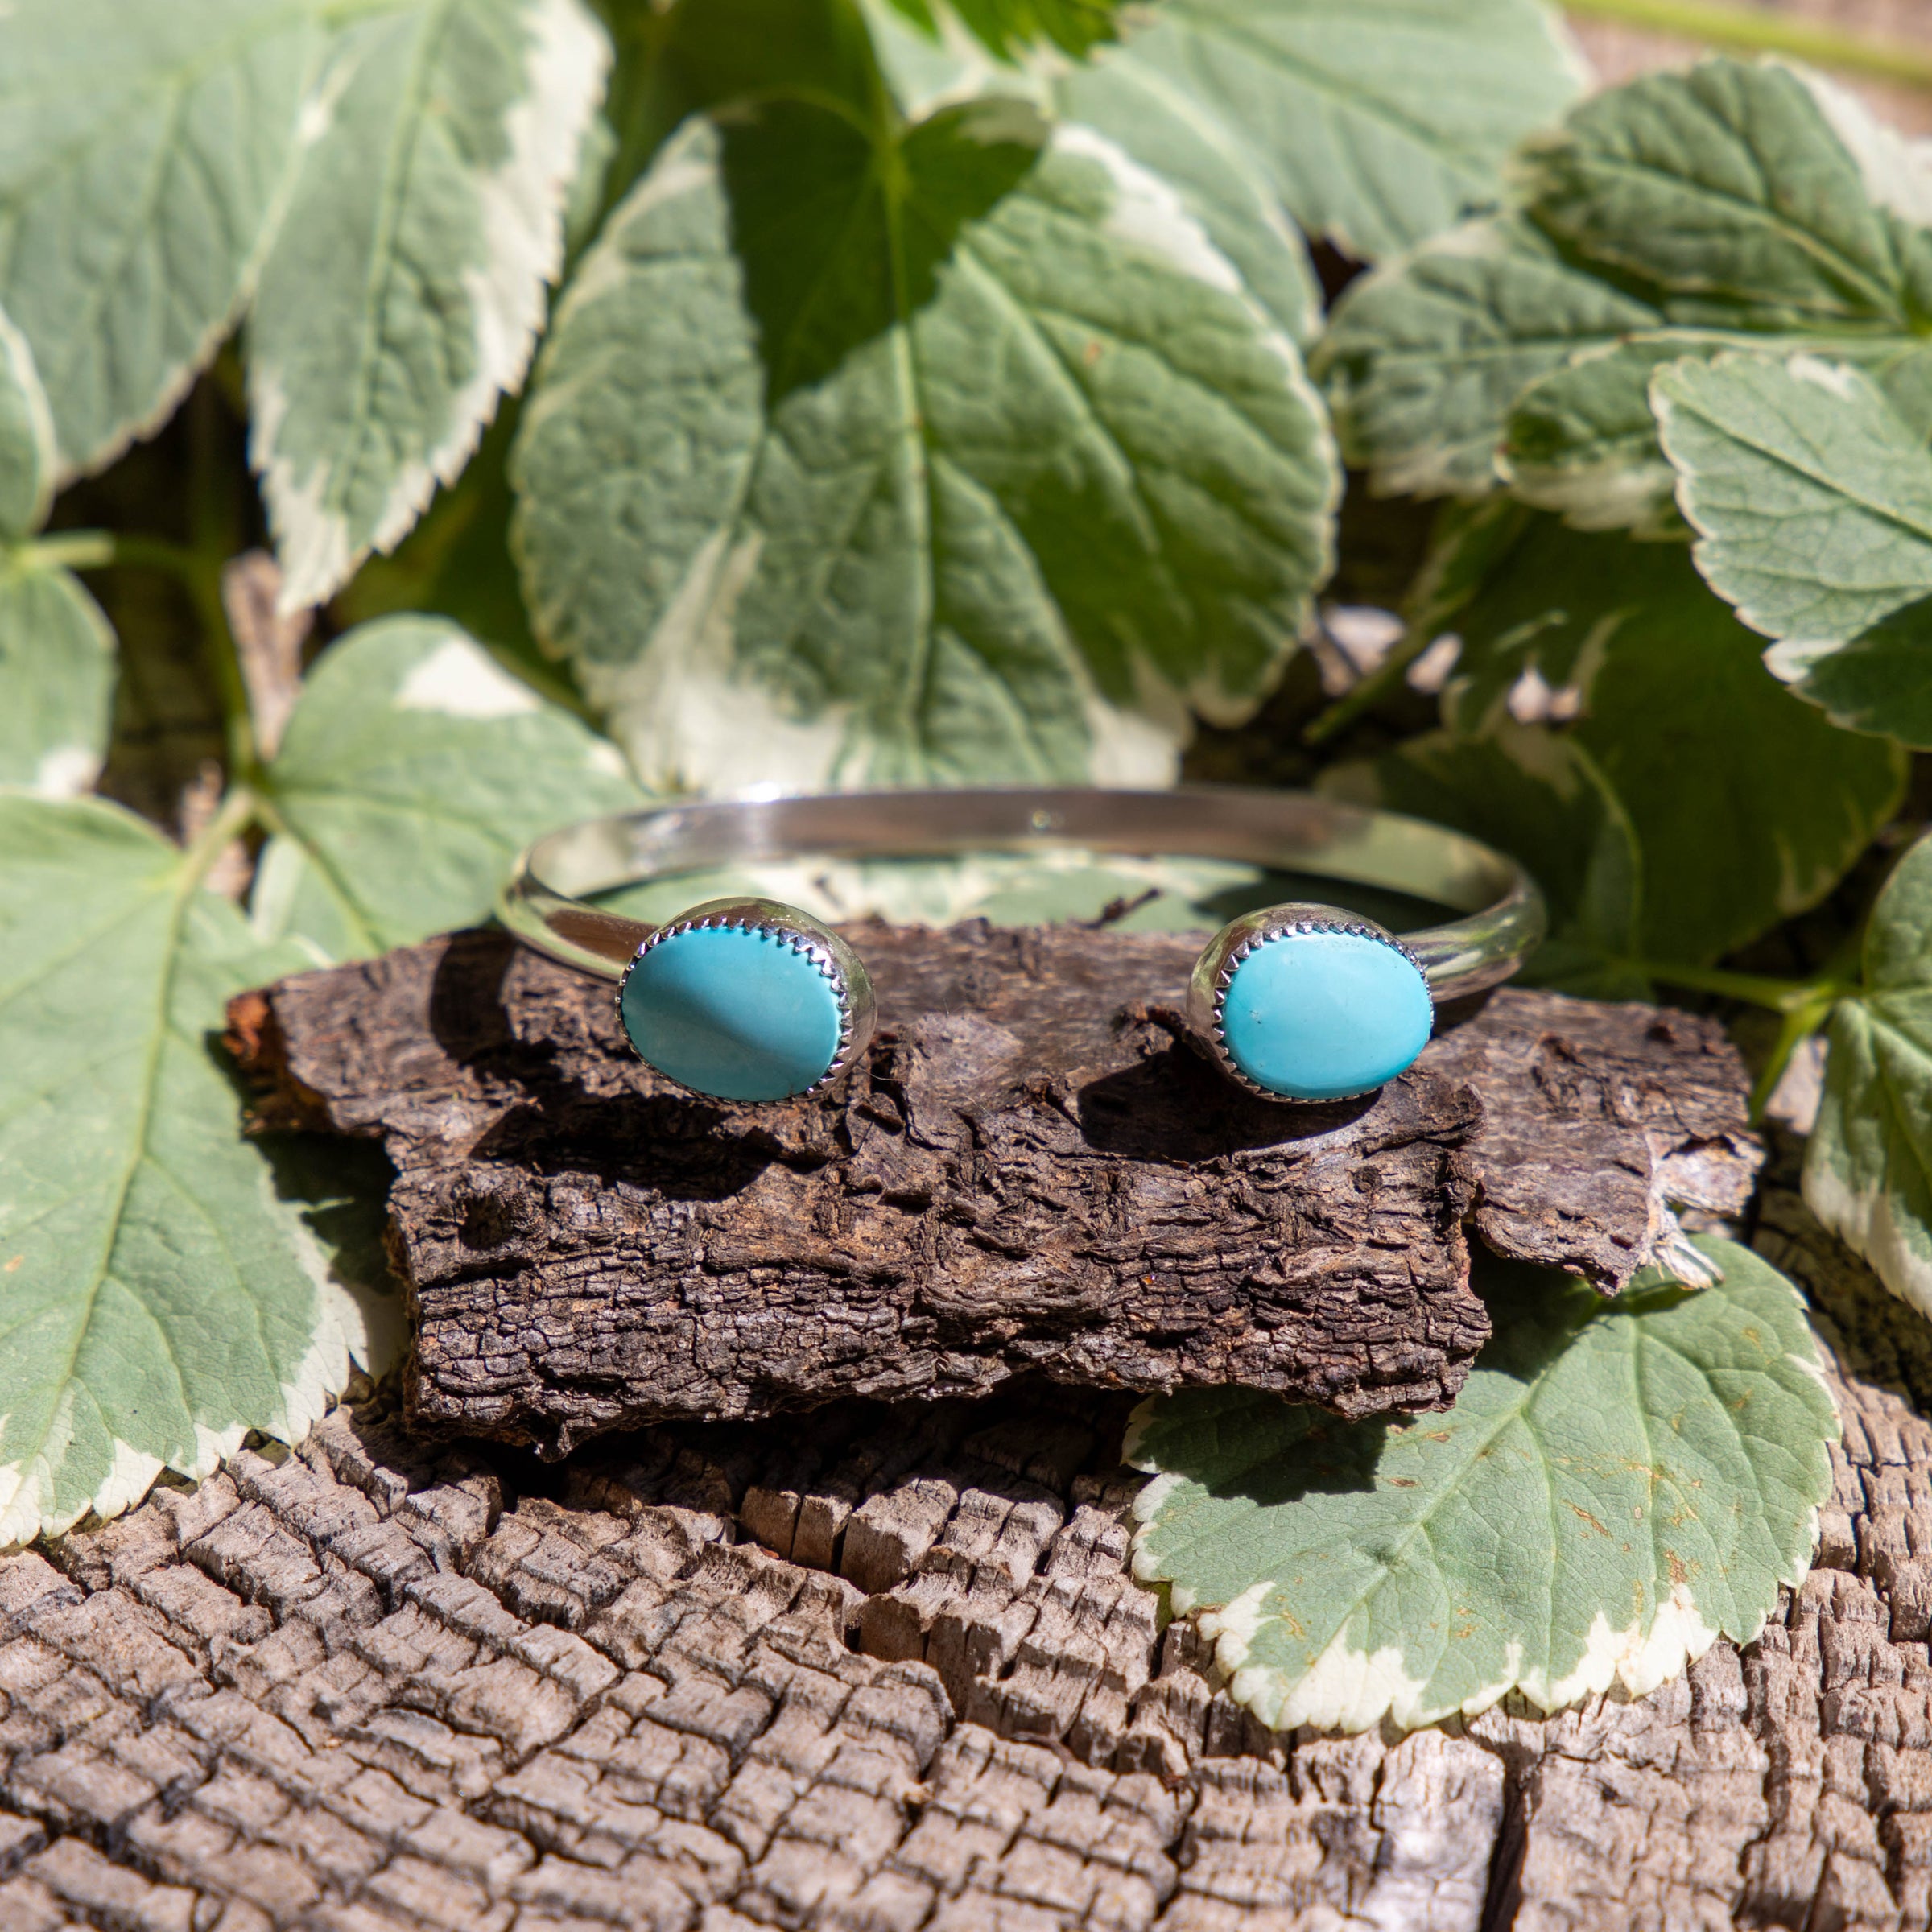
[498,788,1544,1003]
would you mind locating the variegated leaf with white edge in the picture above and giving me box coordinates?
[1315,215,1665,500]
[1323,509,1903,988]
[0,558,118,799]
[0,302,114,798]
[1128,1238,1836,1736]
[0,0,319,478]
[1505,331,1932,537]
[250,615,645,963]
[865,0,1581,336]
[881,0,1125,60]
[0,303,55,542]
[1502,332,1724,535]
[1075,0,1587,266]
[1319,58,1932,527]
[1045,41,1323,344]
[512,102,1337,793]
[248,0,609,612]
[861,0,1320,343]
[1656,349,1932,644]
[1806,832,1932,1319]
[1655,349,1932,747]
[0,797,388,1547]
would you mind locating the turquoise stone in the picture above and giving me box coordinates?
[1220,928,1433,1101]
[620,923,844,1103]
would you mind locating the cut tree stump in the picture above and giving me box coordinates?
[227,922,1761,1453]
[11,1167,1932,1931]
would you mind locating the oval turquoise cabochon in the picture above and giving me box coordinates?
[620,923,844,1103]
[1220,928,1433,1100]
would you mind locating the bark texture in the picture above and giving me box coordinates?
[2,1172,1930,1931]
[226,924,1758,1453]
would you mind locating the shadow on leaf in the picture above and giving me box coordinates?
[720,95,1046,405]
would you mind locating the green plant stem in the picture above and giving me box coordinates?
[1302,631,1433,747]
[181,784,262,886]
[1630,960,1850,1012]
[1564,0,1932,90]
[29,530,129,572]
[1748,989,1840,1122]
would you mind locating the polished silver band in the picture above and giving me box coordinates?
[502,785,1542,987]
[501,789,1544,1104]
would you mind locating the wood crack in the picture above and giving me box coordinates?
[8,1162,1930,1930]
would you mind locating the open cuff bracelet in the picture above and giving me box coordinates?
[498,787,1546,1107]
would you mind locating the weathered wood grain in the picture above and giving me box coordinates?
[8,1176,1931,1930]
[226,922,1759,1452]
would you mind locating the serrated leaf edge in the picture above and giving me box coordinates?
[527,116,1335,791]
[1785,60,1932,229]
[48,10,323,485]
[1047,124,1339,731]
[0,1257,379,1550]
[1651,346,1932,646]
[254,0,609,612]
[1126,1256,1835,1735]
[0,799,393,1549]
[0,304,56,539]
[1804,1002,1932,1319]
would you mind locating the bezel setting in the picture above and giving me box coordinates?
[615,896,876,1102]
[1187,903,1433,1103]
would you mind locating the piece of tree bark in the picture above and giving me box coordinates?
[1427,985,1764,1292]
[9,1173,1931,1931]
[228,922,1759,1453]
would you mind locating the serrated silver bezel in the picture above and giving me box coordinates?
[1186,905,1431,1104]
[615,897,876,1103]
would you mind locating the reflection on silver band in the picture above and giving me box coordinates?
[500,785,1545,1005]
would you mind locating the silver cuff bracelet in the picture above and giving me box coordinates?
[499,786,1546,1106]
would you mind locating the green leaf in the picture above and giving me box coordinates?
[1319,59,1932,529]
[1806,833,1932,1319]
[252,615,644,961]
[871,0,1581,337]
[1764,598,1932,749]
[328,398,561,698]
[1517,61,1932,331]
[1096,0,1585,265]
[1502,334,1711,535]
[512,103,1336,791]
[1129,1237,1836,1735]
[1329,511,1904,976]
[0,0,319,476]
[1316,216,1665,498]
[0,797,382,1545]
[1656,350,1932,644]
[860,0,1322,342]
[662,0,884,111]
[0,557,118,798]
[1567,546,1902,960]
[1047,46,1321,344]
[882,0,1123,59]
[1506,332,1932,537]
[1653,349,1932,752]
[873,0,1584,268]
[248,0,609,609]
[0,305,110,791]
[600,0,888,223]
[0,305,53,540]
[859,0,987,114]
